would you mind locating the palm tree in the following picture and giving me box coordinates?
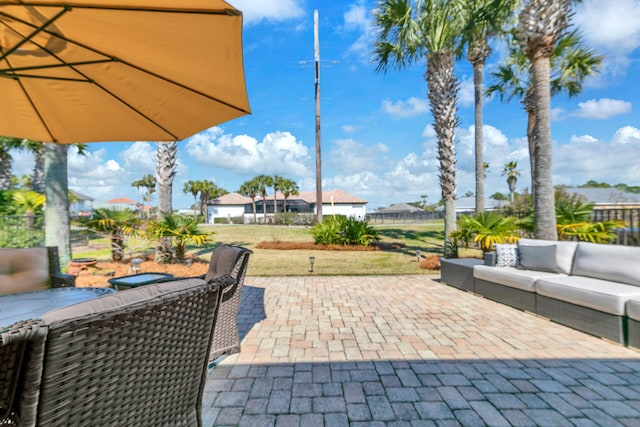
[155,141,177,262]
[132,174,157,205]
[149,213,212,262]
[517,0,572,240]
[155,142,177,217]
[43,143,72,266]
[85,208,140,262]
[254,174,273,222]
[374,0,465,250]
[239,179,259,223]
[461,0,519,213]
[272,175,286,214]
[281,178,300,213]
[501,161,521,203]
[198,180,227,218]
[13,190,45,229]
[20,140,88,193]
[487,29,602,204]
[183,180,202,213]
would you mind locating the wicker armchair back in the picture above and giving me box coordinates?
[9,276,231,427]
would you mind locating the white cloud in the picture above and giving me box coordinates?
[550,108,565,122]
[343,1,376,62]
[229,0,305,25]
[185,128,312,177]
[342,124,359,133]
[574,98,632,119]
[574,0,640,81]
[458,76,475,108]
[328,139,389,173]
[120,142,156,172]
[612,126,640,145]
[381,97,429,118]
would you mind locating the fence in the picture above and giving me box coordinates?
[366,211,443,224]
[0,215,93,248]
[592,208,640,246]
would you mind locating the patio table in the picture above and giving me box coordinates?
[108,273,174,291]
[1,287,114,422]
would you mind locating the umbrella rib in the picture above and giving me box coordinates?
[0,59,114,81]
[3,3,242,17]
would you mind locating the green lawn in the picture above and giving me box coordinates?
[73,221,481,276]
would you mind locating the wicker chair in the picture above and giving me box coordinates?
[5,276,232,427]
[203,244,252,362]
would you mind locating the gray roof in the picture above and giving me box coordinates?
[378,203,423,213]
[564,187,640,205]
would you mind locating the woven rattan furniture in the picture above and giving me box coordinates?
[4,276,232,426]
[203,244,252,362]
[440,258,482,292]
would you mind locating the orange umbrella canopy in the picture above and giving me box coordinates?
[0,0,251,143]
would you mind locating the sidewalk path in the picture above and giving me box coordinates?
[202,275,640,426]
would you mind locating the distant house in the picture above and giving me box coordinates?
[69,190,94,218]
[564,187,640,209]
[207,189,367,223]
[377,203,423,214]
[435,197,506,213]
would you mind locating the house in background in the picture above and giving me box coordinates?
[377,203,424,214]
[69,190,94,218]
[207,189,367,223]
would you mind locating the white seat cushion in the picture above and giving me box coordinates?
[627,298,640,321]
[473,265,563,292]
[536,275,640,316]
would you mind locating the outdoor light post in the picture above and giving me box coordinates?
[416,250,421,263]
[309,256,316,273]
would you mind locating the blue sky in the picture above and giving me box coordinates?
[12,0,640,211]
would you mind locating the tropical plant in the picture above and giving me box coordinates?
[461,0,519,213]
[239,179,260,223]
[311,215,379,246]
[450,211,520,252]
[373,0,465,253]
[84,208,140,262]
[501,161,521,203]
[13,189,45,229]
[148,213,212,262]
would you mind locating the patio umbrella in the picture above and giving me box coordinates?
[0,0,250,144]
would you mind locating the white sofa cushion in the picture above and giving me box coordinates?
[473,265,563,292]
[627,298,640,321]
[571,242,640,287]
[517,239,578,275]
[536,275,640,316]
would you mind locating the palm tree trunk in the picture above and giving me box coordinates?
[473,60,485,213]
[531,56,557,240]
[426,51,458,241]
[252,199,257,223]
[32,145,45,193]
[0,150,12,191]
[524,92,536,206]
[44,143,71,267]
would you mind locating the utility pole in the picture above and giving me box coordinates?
[314,9,323,224]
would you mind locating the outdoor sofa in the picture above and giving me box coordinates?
[453,239,640,346]
[0,247,75,295]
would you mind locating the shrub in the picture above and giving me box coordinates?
[311,216,379,246]
[449,211,520,252]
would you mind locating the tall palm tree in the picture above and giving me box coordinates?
[461,0,520,213]
[132,174,157,205]
[155,142,177,218]
[374,0,465,248]
[517,0,572,240]
[21,140,88,193]
[239,179,259,223]
[254,174,273,222]
[501,161,521,203]
[198,179,227,218]
[272,175,285,214]
[155,141,177,262]
[44,143,72,266]
[487,29,602,203]
[281,178,299,213]
[183,180,202,214]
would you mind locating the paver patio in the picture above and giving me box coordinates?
[202,275,640,426]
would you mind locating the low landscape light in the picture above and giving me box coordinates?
[309,256,316,273]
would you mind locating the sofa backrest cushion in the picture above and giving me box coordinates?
[0,247,50,295]
[517,244,558,273]
[517,239,578,275]
[572,242,640,286]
